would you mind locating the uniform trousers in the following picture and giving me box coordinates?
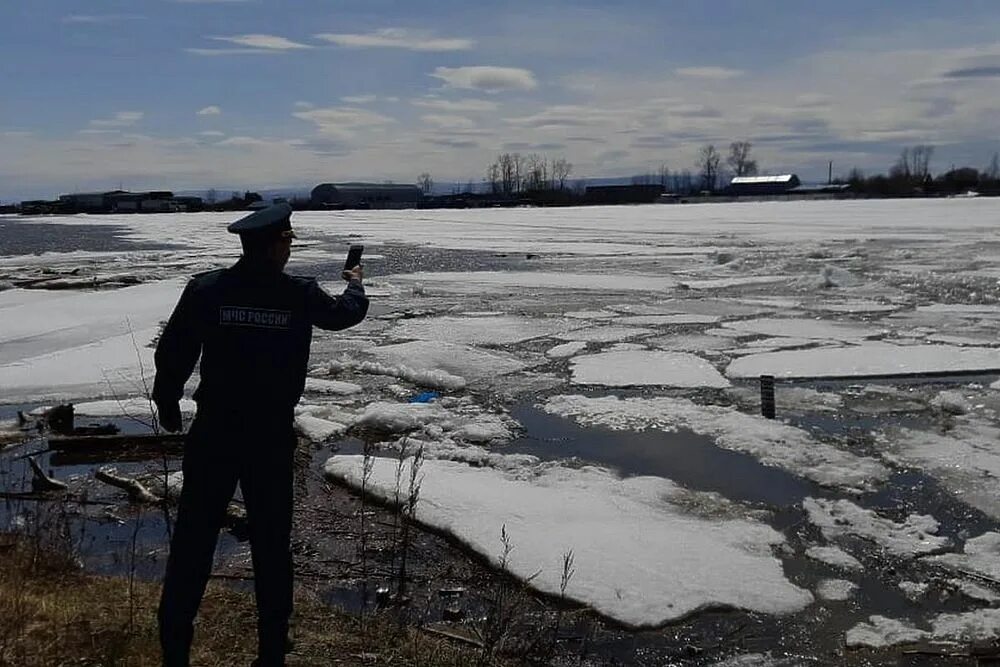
[158,409,295,666]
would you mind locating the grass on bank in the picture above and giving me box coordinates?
[0,536,485,666]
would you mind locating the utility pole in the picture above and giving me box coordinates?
[828,161,833,184]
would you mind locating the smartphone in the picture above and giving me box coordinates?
[343,244,364,271]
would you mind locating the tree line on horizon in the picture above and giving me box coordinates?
[417,141,1000,199]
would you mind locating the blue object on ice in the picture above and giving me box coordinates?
[409,391,439,403]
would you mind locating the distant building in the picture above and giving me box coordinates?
[58,190,127,213]
[54,190,201,214]
[583,184,664,205]
[729,174,801,196]
[310,183,423,209]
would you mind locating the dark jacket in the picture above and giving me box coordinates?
[152,259,368,414]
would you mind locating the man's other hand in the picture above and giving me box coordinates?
[342,264,364,283]
[157,402,183,433]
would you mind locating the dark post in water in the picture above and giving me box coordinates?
[760,374,776,419]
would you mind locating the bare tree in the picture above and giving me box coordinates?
[486,161,501,194]
[631,173,654,185]
[985,152,999,181]
[498,153,518,195]
[697,144,721,191]
[657,163,671,189]
[524,154,548,191]
[551,158,573,189]
[909,145,934,179]
[672,170,694,194]
[205,188,217,205]
[892,145,934,180]
[727,141,758,177]
[417,172,434,195]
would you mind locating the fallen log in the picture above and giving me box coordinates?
[49,432,185,453]
[28,456,68,492]
[95,469,160,504]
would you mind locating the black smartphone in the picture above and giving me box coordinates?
[343,244,364,271]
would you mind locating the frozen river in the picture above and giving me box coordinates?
[3,199,1000,664]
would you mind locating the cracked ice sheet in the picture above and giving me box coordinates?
[570,351,730,388]
[368,340,534,379]
[676,275,787,290]
[803,497,951,557]
[878,417,1000,520]
[554,326,655,343]
[727,343,1000,380]
[0,279,186,365]
[324,455,812,626]
[543,394,887,491]
[721,317,882,342]
[0,326,162,402]
[388,315,578,346]
[387,271,678,293]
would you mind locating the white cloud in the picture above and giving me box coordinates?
[197,105,222,116]
[62,14,143,24]
[315,28,473,52]
[292,106,396,139]
[411,97,499,112]
[341,95,377,104]
[430,66,538,93]
[210,34,311,50]
[199,130,225,137]
[90,111,144,128]
[216,136,271,148]
[675,66,744,80]
[294,101,314,109]
[420,114,476,129]
[185,48,273,56]
[506,105,614,129]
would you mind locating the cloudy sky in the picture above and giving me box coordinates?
[2,0,1000,199]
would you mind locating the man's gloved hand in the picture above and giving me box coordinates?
[156,401,183,433]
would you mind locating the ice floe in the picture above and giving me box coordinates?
[816,579,858,601]
[931,532,1000,580]
[294,414,347,442]
[803,497,951,557]
[554,326,654,343]
[546,341,588,359]
[616,314,721,326]
[390,315,575,345]
[569,351,730,388]
[324,455,812,626]
[388,271,678,293]
[73,397,197,418]
[879,419,1000,520]
[543,394,887,490]
[804,545,864,571]
[369,340,531,381]
[303,377,363,396]
[845,616,927,648]
[721,317,881,342]
[728,343,1000,380]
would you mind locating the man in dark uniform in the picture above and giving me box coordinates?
[152,203,368,666]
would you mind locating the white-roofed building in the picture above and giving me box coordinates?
[729,174,801,195]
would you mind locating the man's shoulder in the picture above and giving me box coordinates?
[186,268,227,291]
[283,274,318,290]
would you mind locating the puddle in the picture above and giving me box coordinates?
[508,403,815,508]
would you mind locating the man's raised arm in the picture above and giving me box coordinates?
[307,276,368,331]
